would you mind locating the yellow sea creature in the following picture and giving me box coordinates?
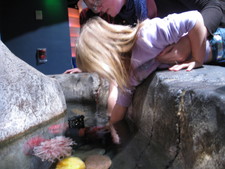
[56,157,86,169]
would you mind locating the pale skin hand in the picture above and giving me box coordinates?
[63,68,82,74]
[169,61,197,71]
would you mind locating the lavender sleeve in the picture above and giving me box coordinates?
[117,11,200,107]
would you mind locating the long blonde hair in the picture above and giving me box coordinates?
[76,17,139,89]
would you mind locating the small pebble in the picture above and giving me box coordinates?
[85,154,112,169]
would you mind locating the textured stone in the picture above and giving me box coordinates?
[125,65,225,169]
[50,74,109,126]
[49,73,108,103]
[2,38,225,169]
[0,41,66,144]
[85,154,112,169]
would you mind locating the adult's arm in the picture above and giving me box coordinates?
[178,0,224,35]
[146,0,158,18]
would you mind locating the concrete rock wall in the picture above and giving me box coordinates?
[1,39,224,169]
[127,65,225,169]
[50,73,109,127]
[0,41,66,144]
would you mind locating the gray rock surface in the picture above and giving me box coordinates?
[0,41,66,144]
[50,73,109,126]
[49,73,108,103]
[113,65,225,169]
[1,39,225,169]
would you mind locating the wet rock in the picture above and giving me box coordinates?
[49,73,108,103]
[74,147,106,160]
[85,154,112,169]
[50,74,109,127]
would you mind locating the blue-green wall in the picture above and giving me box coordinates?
[1,0,73,74]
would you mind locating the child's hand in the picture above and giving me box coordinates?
[110,125,120,144]
[169,60,202,72]
[64,68,82,74]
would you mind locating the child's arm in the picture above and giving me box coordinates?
[109,103,128,144]
[169,12,207,71]
[110,103,127,125]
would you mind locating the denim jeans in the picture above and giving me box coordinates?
[210,28,225,63]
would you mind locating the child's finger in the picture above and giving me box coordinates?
[169,64,188,71]
[186,62,196,71]
[169,65,180,71]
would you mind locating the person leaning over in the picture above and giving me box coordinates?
[75,11,225,143]
[77,0,225,64]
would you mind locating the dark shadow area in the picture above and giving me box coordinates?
[0,0,75,74]
[1,1,69,42]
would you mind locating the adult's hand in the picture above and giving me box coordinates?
[156,35,191,64]
[64,68,82,74]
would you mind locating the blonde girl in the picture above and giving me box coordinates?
[76,10,211,143]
